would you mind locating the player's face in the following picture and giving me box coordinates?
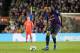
[27,17,30,21]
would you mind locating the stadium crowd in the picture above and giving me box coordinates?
[1,0,80,33]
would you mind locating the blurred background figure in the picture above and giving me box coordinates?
[0,0,80,33]
[24,16,33,42]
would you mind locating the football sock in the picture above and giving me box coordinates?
[52,35,56,49]
[46,34,50,48]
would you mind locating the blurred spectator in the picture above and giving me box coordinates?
[1,0,80,33]
[36,16,45,32]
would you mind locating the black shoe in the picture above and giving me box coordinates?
[42,48,49,51]
[54,48,56,50]
[54,45,56,50]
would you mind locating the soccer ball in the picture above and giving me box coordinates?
[30,46,37,51]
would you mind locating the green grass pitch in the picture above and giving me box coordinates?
[0,42,80,53]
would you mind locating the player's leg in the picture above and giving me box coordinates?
[52,33,57,50]
[46,31,50,49]
[52,26,60,50]
[42,31,50,50]
[26,33,28,42]
[29,32,36,51]
[29,33,32,42]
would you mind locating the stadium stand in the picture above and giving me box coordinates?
[0,0,80,33]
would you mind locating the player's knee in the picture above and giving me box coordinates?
[46,31,50,36]
[52,34,56,38]
[30,35,32,39]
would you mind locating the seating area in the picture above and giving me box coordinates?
[0,0,80,33]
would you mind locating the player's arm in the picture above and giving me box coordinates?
[31,21,34,30]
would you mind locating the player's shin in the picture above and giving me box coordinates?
[30,34,32,42]
[52,34,56,49]
[46,31,50,49]
[30,34,33,47]
[26,35,28,42]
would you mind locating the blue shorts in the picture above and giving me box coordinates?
[48,25,60,34]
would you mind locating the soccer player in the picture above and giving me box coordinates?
[24,16,33,42]
[43,8,62,50]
